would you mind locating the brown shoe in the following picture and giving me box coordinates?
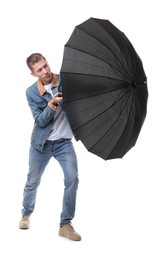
[59,222,81,241]
[19,215,30,229]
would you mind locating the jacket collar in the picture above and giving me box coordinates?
[37,74,59,96]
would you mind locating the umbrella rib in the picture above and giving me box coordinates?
[105,92,136,159]
[73,87,131,132]
[62,72,129,102]
[75,26,132,80]
[88,89,134,155]
[65,45,131,82]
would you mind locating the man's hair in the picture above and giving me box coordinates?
[26,53,46,71]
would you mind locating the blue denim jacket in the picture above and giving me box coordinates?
[26,74,64,151]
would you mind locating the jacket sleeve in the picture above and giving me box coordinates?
[26,89,58,128]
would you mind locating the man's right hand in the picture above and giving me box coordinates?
[48,92,63,111]
[51,92,63,106]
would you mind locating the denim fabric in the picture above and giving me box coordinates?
[26,75,65,151]
[22,75,79,225]
[22,138,79,225]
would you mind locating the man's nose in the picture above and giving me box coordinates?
[42,68,47,73]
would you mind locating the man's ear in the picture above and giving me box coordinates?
[31,71,36,77]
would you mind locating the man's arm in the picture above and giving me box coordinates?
[26,90,63,128]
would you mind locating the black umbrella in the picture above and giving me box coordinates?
[60,17,148,160]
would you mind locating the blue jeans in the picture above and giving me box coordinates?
[21,139,79,226]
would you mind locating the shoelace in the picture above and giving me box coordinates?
[61,223,75,233]
[22,216,29,220]
[67,223,74,230]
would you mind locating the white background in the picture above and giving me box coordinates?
[0,0,167,259]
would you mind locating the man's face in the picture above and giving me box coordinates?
[31,58,53,84]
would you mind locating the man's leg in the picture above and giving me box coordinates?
[19,144,51,228]
[53,139,81,241]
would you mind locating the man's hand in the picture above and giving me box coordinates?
[51,92,63,105]
[48,92,63,111]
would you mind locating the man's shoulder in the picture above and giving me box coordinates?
[26,82,40,101]
[26,81,38,94]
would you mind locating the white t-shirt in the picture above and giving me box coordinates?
[44,82,73,141]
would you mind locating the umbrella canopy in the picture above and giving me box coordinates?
[60,17,148,160]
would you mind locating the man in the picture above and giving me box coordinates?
[19,53,81,241]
